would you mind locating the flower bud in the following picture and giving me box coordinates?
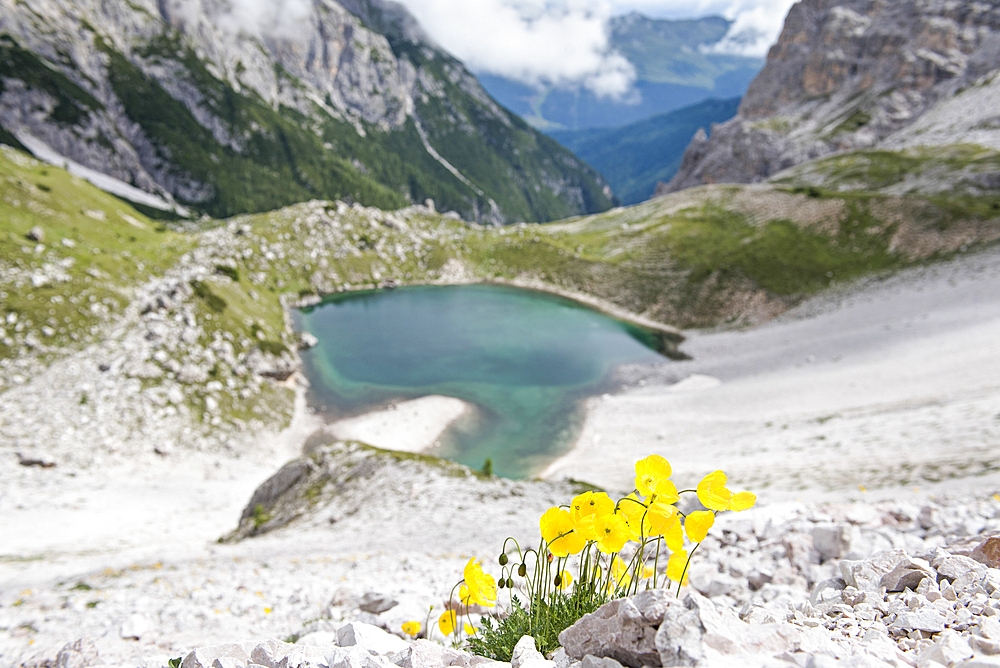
[498,578,506,589]
[499,553,509,566]
[553,574,562,587]
[547,552,554,563]
[506,577,514,588]
[517,563,527,577]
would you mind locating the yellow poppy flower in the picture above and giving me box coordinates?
[697,470,733,511]
[684,510,715,543]
[729,491,756,511]
[661,514,684,552]
[645,478,680,506]
[666,549,689,584]
[610,555,631,590]
[401,621,421,637]
[555,570,573,589]
[573,512,598,542]
[618,493,647,541]
[642,500,678,537]
[634,454,672,496]
[539,507,586,556]
[570,491,615,521]
[464,623,477,636]
[642,564,655,579]
[462,558,497,605]
[438,610,457,636]
[594,512,630,553]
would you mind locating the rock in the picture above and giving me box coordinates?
[810,578,847,606]
[973,537,1000,569]
[182,643,251,668]
[956,659,1000,668]
[880,561,934,592]
[559,590,675,667]
[840,550,910,593]
[337,622,408,655]
[17,451,57,468]
[26,225,44,242]
[329,645,398,668]
[295,631,340,646]
[390,639,477,668]
[890,610,946,634]
[297,332,319,350]
[119,613,150,639]
[938,555,989,593]
[813,524,854,561]
[980,618,1000,640]
[358,592,399,614]
[56,638,99,668]
[917,631,974,668]
[579,657,623,668]
[511,636,553,668]
[251,639,299,667]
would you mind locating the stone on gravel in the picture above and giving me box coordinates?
[390,639,478,668]
[917,631,974,668]
[891,610,946,634]
[813,524,854,561]
[182,643,251,668]
[972,538,1000,569]
[358,592,399,614]
[56,637,99,668]
[559,590,673,667]
[880,561,934,592]
[511,636,553,668]
[840,550,910,593]
[579,656,623,668]
[337,622,408,655]
[329,645,398,668]
[938,556,989,593]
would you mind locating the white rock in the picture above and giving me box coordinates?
[917,631,974,668]
[511,636,554,668]
[119,613,151,640]
[328,645,398,668]
[182,644,251,668]
[337,622,408,655]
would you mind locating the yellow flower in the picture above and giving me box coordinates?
[594,513,630,553]
[642,565,655,579]
[573,513,598,542]
[459,584,472,605]
[684,510,715,543]
[438,610,457,636]
[666,549,689,584]
[539,507,586,556]
[661,514,684,552]
[464,622,477,636]
[642,501,678,537]
[401,621,421,637]
[635,454,672,496]
[571,491,616,521]
[729,491,756,511]
[463,558,497,606]
[610,556,631,590]
[618,493,647,541]
[555,570,573,589]
[697,470,733,511]
[645,479,680,506]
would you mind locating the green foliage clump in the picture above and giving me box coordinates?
[189,280,228,313]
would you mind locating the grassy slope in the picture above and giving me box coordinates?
[2,143,998,429]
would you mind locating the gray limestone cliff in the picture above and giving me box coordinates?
[661,0,1000,194]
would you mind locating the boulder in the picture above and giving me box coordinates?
[337,622,409,655]
[182,643,251,668]
[917,631,974,668]
[511,636,554,668]
[358,592,399,615]
[840,550,910,593]
[55,638,99,668]
[972,537,1000,569]
[26,225,44,242]
[559,590,675,667]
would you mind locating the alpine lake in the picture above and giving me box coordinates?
[294,284,672,479]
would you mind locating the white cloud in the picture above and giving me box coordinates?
[392,0,796,91]
[390,0,637,98]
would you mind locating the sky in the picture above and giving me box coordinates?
[391,0,798,97]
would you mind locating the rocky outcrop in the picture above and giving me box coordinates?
[662,0,1000,193]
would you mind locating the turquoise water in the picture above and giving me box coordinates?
[295,284,666,478]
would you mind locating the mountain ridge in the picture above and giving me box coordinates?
[0,0,614,223]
